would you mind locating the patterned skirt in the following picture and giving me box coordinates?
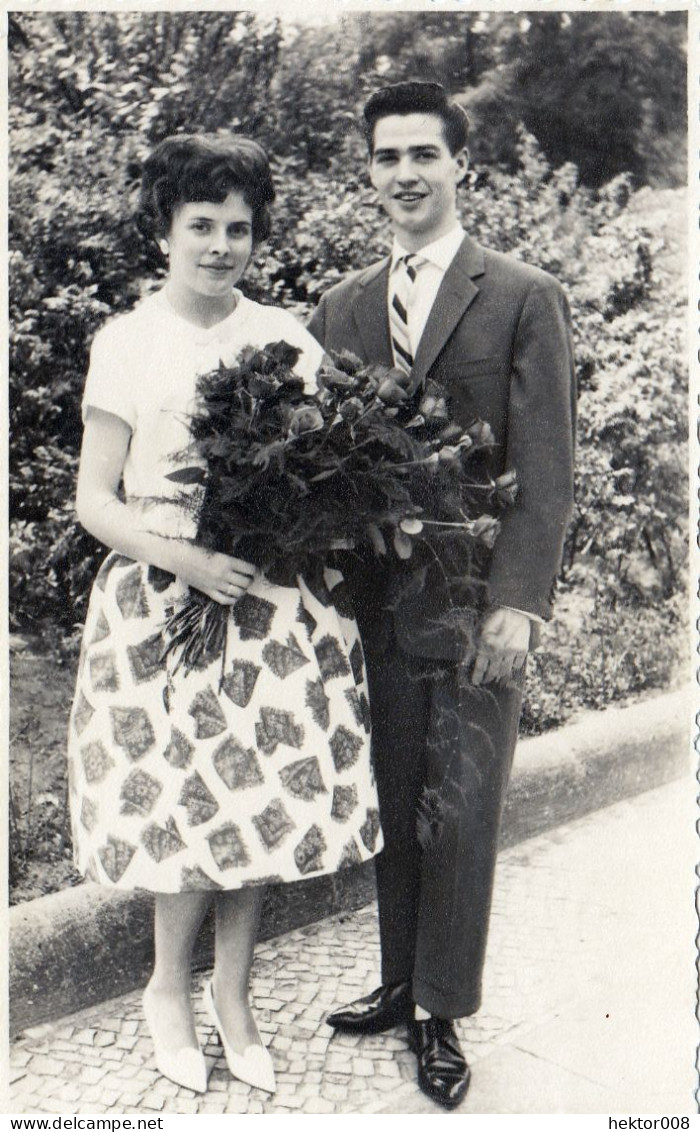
[67,553,382,892]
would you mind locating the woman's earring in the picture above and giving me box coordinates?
[158,239,169,258]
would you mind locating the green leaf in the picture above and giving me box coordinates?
[309,468,338,482]
[164,466,206,485]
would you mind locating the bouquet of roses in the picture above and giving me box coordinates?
[162,340,517,673]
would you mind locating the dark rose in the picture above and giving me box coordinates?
[377,377,409,405]
[338,397,364,422]
[439,423,463,443]
[419,394,449,422]
[471,515,500,548]
[318,365,358,391]
[437,445,461,468]
[467,420,495,446]
[247,374,279,397]
[494,470,518,506]
[265,340,302,369]
[386,366,414,390]
[331,350,364,376]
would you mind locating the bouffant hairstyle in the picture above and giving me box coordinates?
[363,81,470,157]
[137,134,275,247]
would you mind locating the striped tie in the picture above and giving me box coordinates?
[389,254,422,373]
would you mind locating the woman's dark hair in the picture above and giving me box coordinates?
[363,81,470,157]
[136,134,275,246]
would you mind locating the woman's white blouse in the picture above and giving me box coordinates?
[82,289,324,538]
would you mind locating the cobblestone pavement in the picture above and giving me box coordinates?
[7,777,697,1115]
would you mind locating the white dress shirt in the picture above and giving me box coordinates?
[390,226,543,629]
[390,224,466,359]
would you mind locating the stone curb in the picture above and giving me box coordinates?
[9,686,692,1036]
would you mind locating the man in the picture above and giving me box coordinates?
[308,81,575,1109]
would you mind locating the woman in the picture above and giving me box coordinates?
[68,135,381,1095]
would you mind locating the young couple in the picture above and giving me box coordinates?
[68,81,575,1109]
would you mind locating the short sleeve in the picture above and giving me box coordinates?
[82,319,138,429]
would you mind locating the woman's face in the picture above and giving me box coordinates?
[165,190,254,306]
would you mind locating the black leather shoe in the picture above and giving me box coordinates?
[407,1016,471,1109]
[326,981,413,1034]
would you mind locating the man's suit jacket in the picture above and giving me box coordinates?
[308,232,576,661]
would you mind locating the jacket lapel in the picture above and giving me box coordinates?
[409,234,485,391]
[351,257,393,364]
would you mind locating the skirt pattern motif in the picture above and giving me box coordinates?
[68,553,381,892]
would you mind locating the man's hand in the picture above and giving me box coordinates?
[471,608,531,685]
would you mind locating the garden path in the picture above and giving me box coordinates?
[7,777,696,1115]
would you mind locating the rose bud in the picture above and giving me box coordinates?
[255,352,278,376]
[467,419,495,446]
[319,365,357,390]
[333,349,363,375]
[418,392,438,416]
[267,341,302,368]
[431,396,450,421]
[386,366,414,391]
[288,406,324,436]
[367,523,387,555]
[439,423,463,443]
[338,397,364,422]
[393,529,414,559]
[241,347,272,372]
[470,515,500,549]
[437,445,461,468]
[366,363,392,386]
[279,372,304,390]
[377,377,409,405]
[248,375,277,397]
[399,518,424,535]
[494,470,518,505]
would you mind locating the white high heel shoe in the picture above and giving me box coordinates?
[143,985,208,1094]
[202,979,276,1093]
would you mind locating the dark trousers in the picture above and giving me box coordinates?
[365,642,523,1019]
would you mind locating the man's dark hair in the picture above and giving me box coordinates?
[363,81,470,156]
[137,133,275,247]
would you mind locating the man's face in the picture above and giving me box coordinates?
[369,113,468,249]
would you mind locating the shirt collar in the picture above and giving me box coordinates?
[391,224,465,274]
[156,287,246,346]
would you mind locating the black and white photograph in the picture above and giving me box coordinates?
[4,1,696,1120]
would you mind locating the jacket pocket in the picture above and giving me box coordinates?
[449,356,511,379]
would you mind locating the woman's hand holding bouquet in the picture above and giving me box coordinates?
[174,544,256,606]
